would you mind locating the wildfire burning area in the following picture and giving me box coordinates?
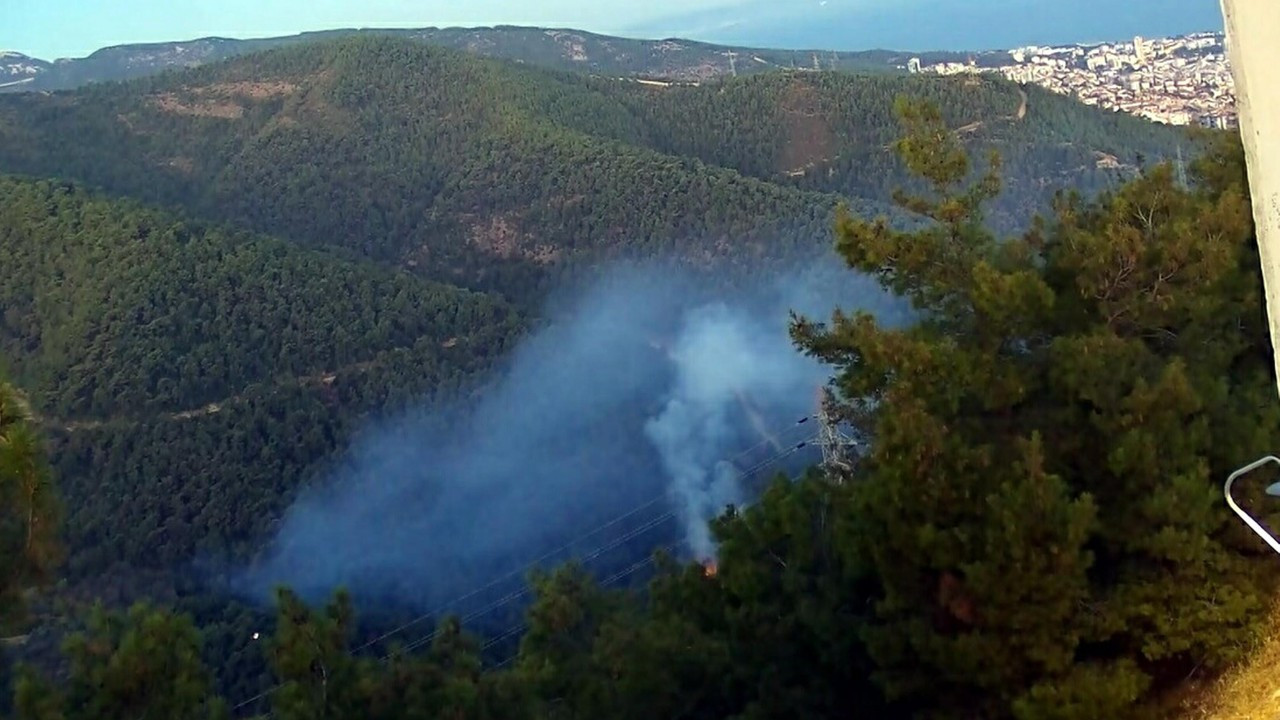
[241,263,904,610]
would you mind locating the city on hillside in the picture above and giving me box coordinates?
[908,31,1236,128]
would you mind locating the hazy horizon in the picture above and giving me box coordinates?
[635,0,1223,53]
[6,0,1223,60]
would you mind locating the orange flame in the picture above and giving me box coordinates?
[703,561,718,578]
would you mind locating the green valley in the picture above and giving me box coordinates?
[0,36,1186,306]
[1,28,1265,720]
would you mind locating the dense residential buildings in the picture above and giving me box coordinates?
[908,32,1236,128]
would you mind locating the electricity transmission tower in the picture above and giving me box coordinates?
[816,388,857,479]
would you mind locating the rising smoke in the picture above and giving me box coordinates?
[646,301,815,561]
[238,259,909,611]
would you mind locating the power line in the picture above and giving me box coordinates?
[352,495,668,655]
[354,415,815,655]
[742,439,811,478]
[395,436,816,656]
[486,544,680,670]
[231,685,276,715]
[395,510,678,656]
[233,521,694,716]
[231,416,816,716]
[234,519,694,714]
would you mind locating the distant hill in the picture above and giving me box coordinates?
[0,26,939,94]
[0,174,523,575]
[0,33,1208,707]
[0,36,1185,307]
[0,37,853,306]
[0,33,1192,586]
[576,72,1183,227]
[0,51,51,89]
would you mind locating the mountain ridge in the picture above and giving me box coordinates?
[0,25,971,94]
[0,35,1184,305]
[0,30,1247,717]
[0,31,1192,591]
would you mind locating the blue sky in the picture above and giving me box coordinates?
[645,0,1224,53]
[8,0,735,58]
[6,0,1223,60]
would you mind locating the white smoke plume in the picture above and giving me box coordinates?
[646,302,823,560]
[237,259,909,611]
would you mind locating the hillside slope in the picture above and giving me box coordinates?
[0,34,1196,587]
[0,175,523,575]
[0,38,850,302]
[0,51,50,89]
[0,26,920,93]
[0,37,1186,305]
[0,34,1241,717]
[1164,598,1280,719]
[552,72,1187,228]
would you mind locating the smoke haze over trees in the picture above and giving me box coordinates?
[241,262,908,611]
[6,103,1274,719]
[0,29,1273,720]
[0,36,1184,309]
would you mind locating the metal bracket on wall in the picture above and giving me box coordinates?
[1225,455,1280,555]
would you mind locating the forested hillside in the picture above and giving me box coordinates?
[0,176,523,580]
[0,25,924,94]
[2,100,1274,719]
[0,32,1251,719]
[0,36,1187,307]
[0,34,1191,597]
[0,40,841,306]
[593,73,1185,228]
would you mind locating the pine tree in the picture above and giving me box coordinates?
[511,564,626,719]
[15,603,224,720]
[791,100,1280,717]
[0,377,61,630]
[363,616,489,720]
[267,588,363,720]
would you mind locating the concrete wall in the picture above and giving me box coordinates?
[1220,0,1280,397]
